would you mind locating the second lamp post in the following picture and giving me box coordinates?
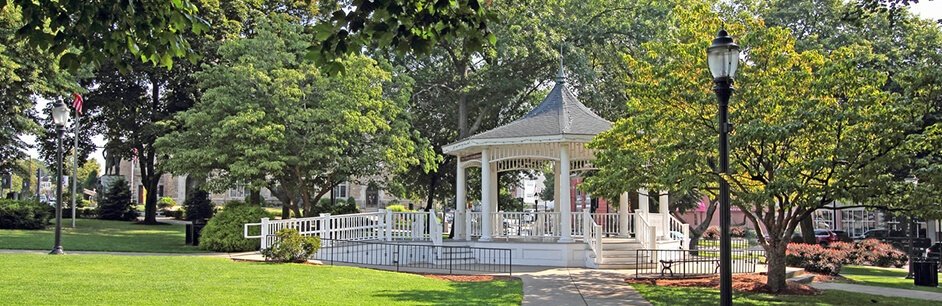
[707,29,740,306]
[50,101,70,255]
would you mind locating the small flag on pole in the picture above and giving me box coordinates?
[71,93,83,115]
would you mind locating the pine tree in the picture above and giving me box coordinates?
[97,178,137,221]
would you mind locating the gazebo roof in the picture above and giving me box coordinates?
[443,72,611,154]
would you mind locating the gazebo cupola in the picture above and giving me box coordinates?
[443,67,611,242]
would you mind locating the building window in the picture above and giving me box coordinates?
[228,185,245,198]
[333,182,348,198]
[157,185,164,198]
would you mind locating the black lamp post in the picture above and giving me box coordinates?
[708,29,740,306]
[50,101,70,255]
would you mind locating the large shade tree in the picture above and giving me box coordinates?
[585,0,942,293]
[158,14,435,217]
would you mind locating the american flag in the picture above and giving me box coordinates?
[71,93,83,115]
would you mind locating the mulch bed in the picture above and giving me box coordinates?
[626,273,819,295]
[422,274,517,282]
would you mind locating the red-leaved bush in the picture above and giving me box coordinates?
[786,239,909,274]
[854,239,908,268]
[703,226,720,240]
[786,243,847,275]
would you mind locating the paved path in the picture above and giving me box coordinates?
[810,282,942,301]
[515,267,651,306]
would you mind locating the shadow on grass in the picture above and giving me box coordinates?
[371,280,522,305]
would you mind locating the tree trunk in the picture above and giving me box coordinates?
[140,149,160,225]
[800,216,816,244]
[248,189,261,205]
[281,205,290,219]
[765,241,788,293]
[425,172,439,211]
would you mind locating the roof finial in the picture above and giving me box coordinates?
[556,44,567,83]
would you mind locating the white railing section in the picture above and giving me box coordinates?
[467,212,483,239]
[634,212,657,249]
[430,209,443,246]
[590,213,620,235]
[582,209,604,264]
[667,214,690,248]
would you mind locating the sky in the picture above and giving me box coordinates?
[20,2,942,171]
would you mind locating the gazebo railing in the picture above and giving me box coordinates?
[466,211,631,239]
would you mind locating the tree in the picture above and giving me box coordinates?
[6,0,208,70]
[158,14,435,217]
[0,4,76,175]
[310,0,496,73]
[585,0,942,292]
[97,177,137,221]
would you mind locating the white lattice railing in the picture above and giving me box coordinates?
[430,209,443,246]
[590,213,620,235]
[464,211,635,239]
[582,209,604,264]
[244,211,387,249]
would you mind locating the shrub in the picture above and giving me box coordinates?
[183,190,214,221]
[158,197,177,211]
[0,199,53,229]
[97,178,138,221]
[386,204,411,213]
[335,197,359,215]
[855,238,908,268]
[199,202,271,252]
[730,226,745,238]
[703,226,720,240]
[786,243,847,275]
[261,228,321,263]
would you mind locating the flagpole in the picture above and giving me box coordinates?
[71,108,79,227]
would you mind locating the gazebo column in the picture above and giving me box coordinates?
[636,188,648,236]
[659,191,670,239]
[618,192,630,237]
[479,149,493,242]
[489,163,499,236]
[558,145,573,243]
[455,156,466,240]
[553,161,561,233]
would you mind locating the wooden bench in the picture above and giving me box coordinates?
[659,259,720,277]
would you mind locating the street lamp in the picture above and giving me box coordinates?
[904,176,918,279]
[708,29,740,306]
[50,101,70,255]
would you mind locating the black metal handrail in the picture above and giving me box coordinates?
[634,249,763,278]
[314,238,513,275]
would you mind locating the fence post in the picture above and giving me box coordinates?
[376,209,386,240]
[385,210,393,241]
[682,224,691,250]
[320,213,332,240]
[583,208,591,240]
[260,217,270,250]
[465,211,472,241]
[648,224,657,252]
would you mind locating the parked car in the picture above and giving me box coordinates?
[830,230,854,243]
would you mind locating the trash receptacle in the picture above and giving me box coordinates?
[191,219,207,246]
[913,259,939,287]
[185,223,194,244]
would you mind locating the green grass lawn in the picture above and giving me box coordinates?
[840,265,942,293]
[0,254,522,305]
[0,219,203,253]
[632,283,938,306]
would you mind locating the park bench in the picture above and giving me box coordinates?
[659,259,719,277]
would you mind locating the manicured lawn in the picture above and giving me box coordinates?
[0,254,522,305]
[0,219,204,253]
[841,265,942,293]
[632,283,938,306]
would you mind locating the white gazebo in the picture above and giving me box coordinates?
[443,67,683,249]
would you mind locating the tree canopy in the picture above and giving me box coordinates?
[158,14,435,217]
[584,0,942,292]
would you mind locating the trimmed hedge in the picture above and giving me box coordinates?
[199,202,271,252]
[183,190,214,221]
[0,199,53,229]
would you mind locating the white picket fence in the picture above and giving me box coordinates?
[465,211,630,239]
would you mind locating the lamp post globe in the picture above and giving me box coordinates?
[708,29,739,306]
[50,101,69,255]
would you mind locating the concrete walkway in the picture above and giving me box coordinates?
[810,282,942,301]
[515,267,651,306]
